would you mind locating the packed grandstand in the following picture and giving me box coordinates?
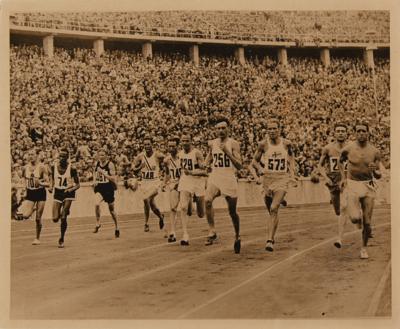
[10,11,389,43]
[10,11,390,186]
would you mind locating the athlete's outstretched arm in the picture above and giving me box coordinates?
[317,146,331,182]
[48,165,55,192]
[338,147,349,190]
[249,142,265,180]
[156,151,165,172]
[286,142,296,179]
[187,150,206,176]
[204,141,213,171]
[221,140,242,170]
[100,162,118,186]
[92,163,98,187]
[370,149,382,179]
[65,166,80,193]
[39,165,50,188]
[161,157,171,189]
[132,155,143,175]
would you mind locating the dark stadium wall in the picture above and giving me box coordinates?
[152,42,191,58]
[10,34,42,47]
[104,40,142,52]
[54,37,93,50]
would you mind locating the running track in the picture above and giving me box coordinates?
[10,204,391,319]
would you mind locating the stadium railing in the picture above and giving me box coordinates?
[9,19,390,44]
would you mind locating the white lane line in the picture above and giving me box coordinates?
[367,260,391,316]
[30,227,311,314]
[12,218,332,268]
[178,222,390,319]
[10,214,268,260]
[10,209,267,236]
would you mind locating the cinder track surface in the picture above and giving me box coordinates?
[10,204,391,319]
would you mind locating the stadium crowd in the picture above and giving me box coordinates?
[10,44,390,186]
[10,11,389,43]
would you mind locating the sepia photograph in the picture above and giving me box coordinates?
[1,0,398,327]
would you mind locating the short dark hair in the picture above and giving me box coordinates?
[59,147,69,156]
[180,131,192,139]
[334,122,347,130]
[355,121,369,131]
[168,135,180,144]
[267,118,280,128]
[143,135,153,143]
[215,116,229,126]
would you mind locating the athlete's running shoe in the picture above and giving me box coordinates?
[93,224,101,233]
[168,235,176,243]
[205,233,218,246]
[144,224,150,232]
[360,248,369,259]
[334,240,342,249]
[265,240,274,252]
[115,229,120,238]
[234,238,241,254]
[58,238,64,248]
[159,215,165,230]
[32,238,40,245]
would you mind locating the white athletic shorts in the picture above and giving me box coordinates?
[206,173,238,198]
[262,174,290,196]
[342,179,377,216]
[178,175,206,197]
[139,179,161,200]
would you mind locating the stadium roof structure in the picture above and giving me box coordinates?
[9,11,390,50]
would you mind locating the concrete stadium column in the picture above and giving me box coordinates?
[93,39,104,57]
[363,46,376,69]
[320,48,330,67]
[142,42,153,59]
[277,47,288,66]
[235,46,245,65]
[189,44,200,66]
[43,35,54,58]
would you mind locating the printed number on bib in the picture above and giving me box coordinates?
[170,168,181,180]
[97,172,107,182]
[330,158,347,172]
[58,177,68,188]
[181,158,193,171]
[267,158,286,172]
[143,171,155,180]
[213,153,230,168]
[27,176,36,188]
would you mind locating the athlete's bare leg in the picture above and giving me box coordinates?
[225,196,240,240]
[332,191,347,248]
[168,190,179,240]
[205,183,220,236]
[266,190,286,250]
[361,196,374,247]
[34,201,45,241]
[143,199,150,230]
[58,200,73,247]
[94,195,102,232]
[22,200,36,219]
[195,196,205,218]
[108,202,119,230]
[52,201,62,223]
[264,195,273,214]
[179,191,192,242]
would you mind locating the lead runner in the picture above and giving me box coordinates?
[339,121,383,259]
[204,116,242,254]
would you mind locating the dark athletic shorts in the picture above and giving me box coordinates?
[94,182,115,204]
[26,188,46,202]
[54,188,76,203]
